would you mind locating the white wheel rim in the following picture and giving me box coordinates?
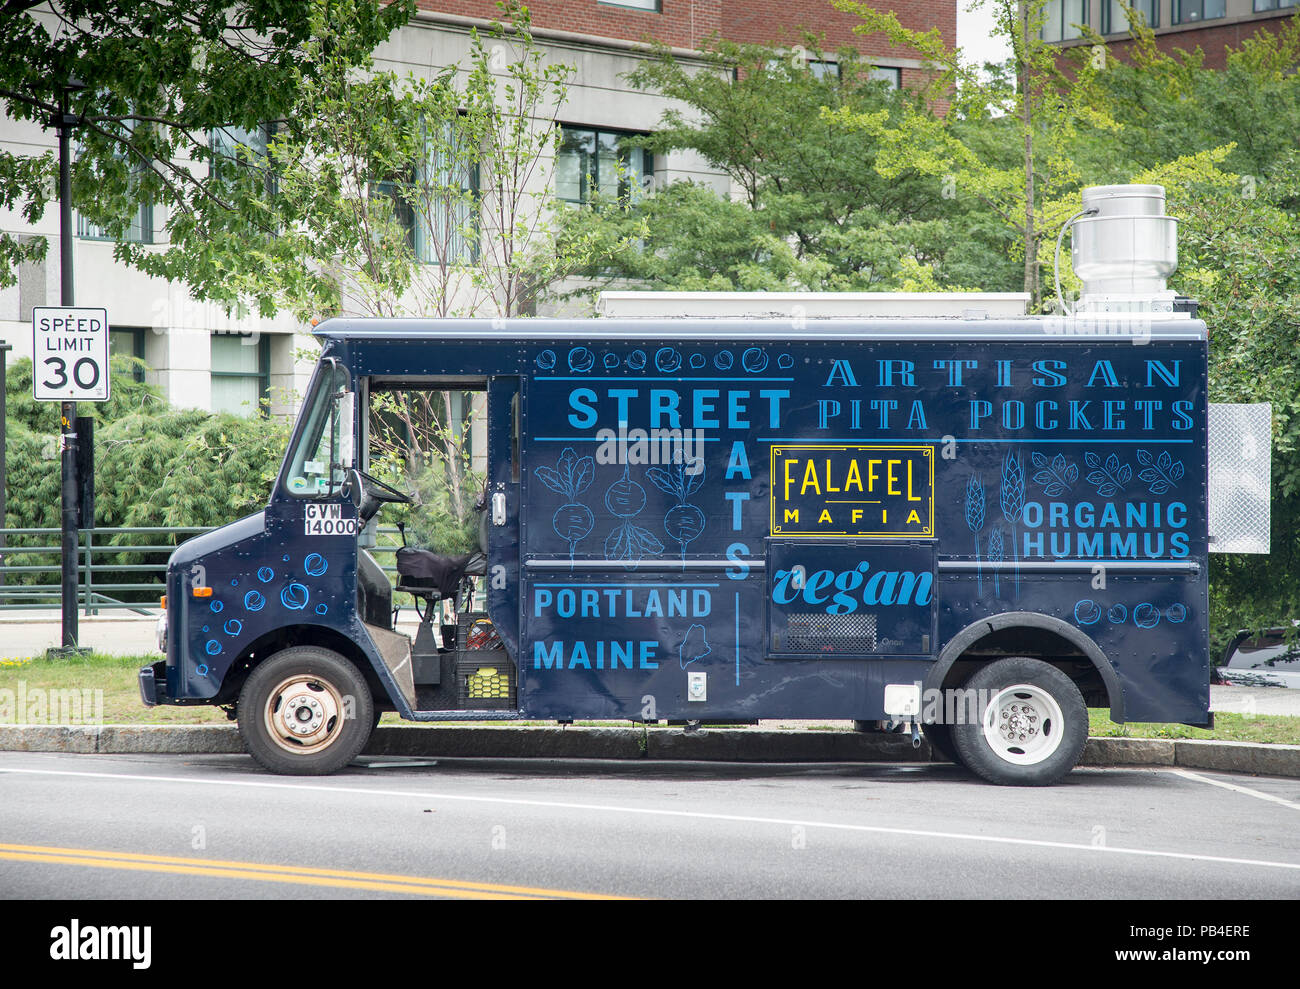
[981,684,1065,766]
[264,674,344,756]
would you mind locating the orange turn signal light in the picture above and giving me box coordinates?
[192,586,213,598]
[160,595,167,608]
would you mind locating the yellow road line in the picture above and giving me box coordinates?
[0,842,626,900]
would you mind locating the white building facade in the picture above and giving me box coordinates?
[1,1,948,416]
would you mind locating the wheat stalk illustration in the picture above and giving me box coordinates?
[964,473,986,595]
[987,525,1005,598]
[1000,451,1024,597]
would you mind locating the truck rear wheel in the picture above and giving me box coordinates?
[951,657,1087,786]
[238,646,374,776]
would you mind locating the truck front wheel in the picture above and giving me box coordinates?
[951,658,1087,786]
[238,646,374,775]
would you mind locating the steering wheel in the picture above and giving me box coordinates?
[354,469,413,505]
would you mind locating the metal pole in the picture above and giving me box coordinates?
[0,340,10,591]
[57,84,82,652]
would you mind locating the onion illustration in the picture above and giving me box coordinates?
[690,354,706,369]
[603,352,620,369]
[778,353,794,369]
[568,347,595,373]
[1107,603,1128,624]
[1133,603,1161,628]
[281,582,310,611]
[714,351,734,370]
[244,590,266,612]
[1074,599,1102,625]
[1166,603,1187,623]
[742,347,769,373]
[655,347,682,373]
[627,349,647,371]
[536,350,556,371]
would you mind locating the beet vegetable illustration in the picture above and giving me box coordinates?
[603,465,663,570]
[535,447,596,567]
[648,460,706,568]
[604,464,646,517]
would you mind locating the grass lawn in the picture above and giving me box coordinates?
[1087,709,1300,745]
[3,651,1298,743]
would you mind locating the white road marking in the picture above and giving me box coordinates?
[2,764,1299,874]
[1169,768,1300,811]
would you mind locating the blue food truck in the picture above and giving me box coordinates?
[139,188,1258,785]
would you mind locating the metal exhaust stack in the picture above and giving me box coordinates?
[1071,184,1179,314]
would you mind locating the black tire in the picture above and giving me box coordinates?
[237,646,374,776]
[922,722,962,765]
[951,657,1087,786]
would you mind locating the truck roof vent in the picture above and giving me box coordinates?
[1071,184,1179,314]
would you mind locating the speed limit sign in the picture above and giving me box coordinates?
[32,306,111,402]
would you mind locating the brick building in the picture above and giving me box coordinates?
[1044,0,1297,68]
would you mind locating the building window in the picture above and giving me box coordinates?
[1103,0,1159,31]
[598,0,661,10]
[869,66,903,89]
[809,59,841,80]
[210,123,278,194]
[76,107,153,244]
[210,333,269,417]
[369,123,479,265]
[556,126,654,205]
[110,327,146,383]
[1174,0,1226,21]
[1253,0,1297,10]
[1041,0,1090,40]
[78,203,152,244]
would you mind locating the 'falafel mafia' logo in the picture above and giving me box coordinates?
[770,444,934,538]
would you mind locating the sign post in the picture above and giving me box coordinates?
[32,306,110,654]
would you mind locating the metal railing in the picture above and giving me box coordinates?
[0,525,412,615]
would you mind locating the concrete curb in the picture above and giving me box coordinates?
[1,724,1298,777]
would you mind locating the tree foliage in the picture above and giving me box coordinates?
[552,36,1017,300]
[0,0,412,303]
[4,357,289,597]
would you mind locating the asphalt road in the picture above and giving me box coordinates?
[0,751,1297,900]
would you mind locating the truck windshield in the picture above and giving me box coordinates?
[284,361,352,497]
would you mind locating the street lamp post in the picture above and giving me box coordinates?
[52,77,87,656]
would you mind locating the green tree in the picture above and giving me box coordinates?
[1164,153,1300,643]
[827,0,1128,309]
[0,0,411,303]
[4,356,290,600]
[136,1,616,323]
[1087,15,1300,181]
[552,36,1012,300]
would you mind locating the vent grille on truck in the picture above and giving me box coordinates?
[784,613,878,654]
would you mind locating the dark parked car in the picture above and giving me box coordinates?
[1213,626,1300,689]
